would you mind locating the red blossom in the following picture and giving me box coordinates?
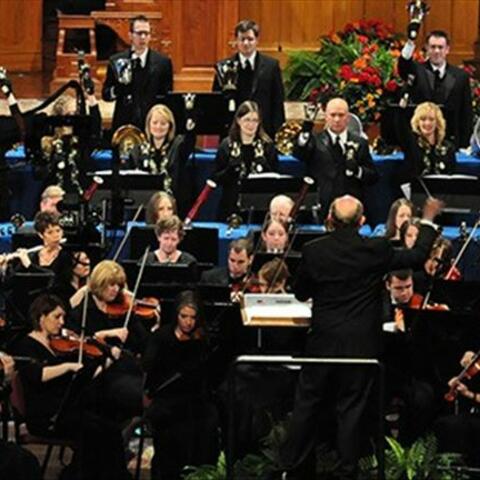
[357,34,368,44]
[385,79,399,92]
[340,65,354,80]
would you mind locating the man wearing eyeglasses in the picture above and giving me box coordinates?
[102,15,173,132]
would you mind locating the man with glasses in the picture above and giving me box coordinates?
[213,19,285,137]
[102,15,173,131]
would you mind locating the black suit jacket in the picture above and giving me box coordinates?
[102,49,173,131]
[293,131,379,219]
[398,57,472,148]
[212,52,285,137]
[293,224,437,357]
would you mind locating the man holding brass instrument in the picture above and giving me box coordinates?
[398,2,472,148]
[102,15,173,132]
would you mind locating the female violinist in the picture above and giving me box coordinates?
[12,294,131,480]
[384,198,414,244]
[260,218,289,254]
[143,290,219,480]
[399,217,422,249]
[213,100,279,220]
[129,104,196,217]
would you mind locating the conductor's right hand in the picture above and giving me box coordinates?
[422,197,444,222]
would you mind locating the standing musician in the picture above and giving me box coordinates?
[213,100,278,221]
[12,294,131,480]
[128,104,196,217]
[102,15,173,131]
[277,195,442,478]
[146,215,197,266]
[294,98,379,222]
[143,290,219,480]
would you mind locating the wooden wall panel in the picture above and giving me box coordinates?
[0,0,43,71]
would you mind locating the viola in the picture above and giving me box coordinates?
[445,350,480,402]
[50,331,106,359]
[105,291,161,320]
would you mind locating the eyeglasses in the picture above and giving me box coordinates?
[132,30,151,37]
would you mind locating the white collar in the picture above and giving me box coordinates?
[327,128,348,145]
[239,51,256,70]
[430,61,447,78]
[131,48,149,68]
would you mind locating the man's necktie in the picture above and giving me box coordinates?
[333,135,343,157]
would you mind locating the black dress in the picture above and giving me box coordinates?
[213,137,278,220]
[13,335,130,480]
[143,323,219,479]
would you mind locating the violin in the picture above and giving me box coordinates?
[50,331,107,359]
[445,350,480,402]
[408,293,449,311]
[105,291,161,320]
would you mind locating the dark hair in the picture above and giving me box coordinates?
[228,100,271,143]
[130,15,149,32]
[386,269,413,283]
[29,294,65,331]
[234,19,260,37]
[399,217,421,247]
[154,215,184,239]
[34,211,61,234]
[426,30,450,45]
[229,237,253,256]
[174,290,205,335]
[258,257,290,285]
[384,198,414,239]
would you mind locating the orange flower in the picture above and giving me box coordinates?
[330,33,341,44]
[353,56,369,70]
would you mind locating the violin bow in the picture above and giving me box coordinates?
[77,286,89,365]
[112,204,144,262]
[123,246,150,330]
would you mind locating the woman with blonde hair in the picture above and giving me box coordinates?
[398,101,456,178]
[129,103,196,216]
[145,190,177,225]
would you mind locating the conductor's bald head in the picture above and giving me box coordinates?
[327,195,365,230]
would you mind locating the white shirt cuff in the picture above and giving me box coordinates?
[401,40,415,60]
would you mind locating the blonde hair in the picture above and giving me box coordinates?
[411,102,446,145]
[145,104,176,144]
[41,185,65,201]
[89,260,126,298]
[52,94,77,116]
[145,191,177,225]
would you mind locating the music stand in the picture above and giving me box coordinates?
[411,175,480,214]
[251,252,302,274]
[197,284,232,304]
[430,279,480,314]
[158,92,228,136]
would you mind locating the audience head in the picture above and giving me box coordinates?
[34,211,63,246]
[411,102,446,144]
[325,98,350,134]
[129,15,151,54]
[425,30,450,67]
[386,269,414,305]
[227,238,253,279]
[258,257,290,294]
[326,195,364,231]
[229,100,270,143]
[145,104,176,144]
[385,198,414,240]
[261,218,289,253]
[234,19,260,58]
[174,290,204,339]
[146,191,177,225]
[40,185,65,214]
[89,260,126,302]
[269,195,294,223]
[154,215,184,256]
[399,217,421,249]
[29,294,66,334]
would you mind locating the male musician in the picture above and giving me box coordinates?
[398,30,472,148]
[277,195,442,478]
[212,19,285,137]
[102,15,173,131]
[200,238,253,290]
[269,195,294,223]
[294,97,379,221]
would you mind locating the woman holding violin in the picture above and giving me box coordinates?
[12,293,131,480]
[434,350,480,468]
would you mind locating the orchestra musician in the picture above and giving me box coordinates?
[384,198,414,244]
[269,194,294,223]
[213,100,279,221]
[145,191,177,225]
[257,257,290,294]
[12,294,131,480]
[399,217,422,249]
[146,215,197,266]
[143,290,219,480]
[102,15,173,131]
[128,104,196,217]
[260,218,289,254]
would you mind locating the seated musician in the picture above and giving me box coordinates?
[384,198,414,244]
[434,350,480,467]
[269,194,294,223]
[384,269,415,332]
[13,294,131,480]
[145,190,177,225]
[146,215,197,266]
[128,104,196,217]
[213,100,279,221]
[200,237,253,291]
[399,217,422,249]
[143,290,219,479]
[40,184,65,215]
[260,218,289,254]
[257,257,290,294]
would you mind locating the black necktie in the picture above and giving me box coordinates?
[243,61,252,73]
[333,135,343,157]
[132,57,142,70]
